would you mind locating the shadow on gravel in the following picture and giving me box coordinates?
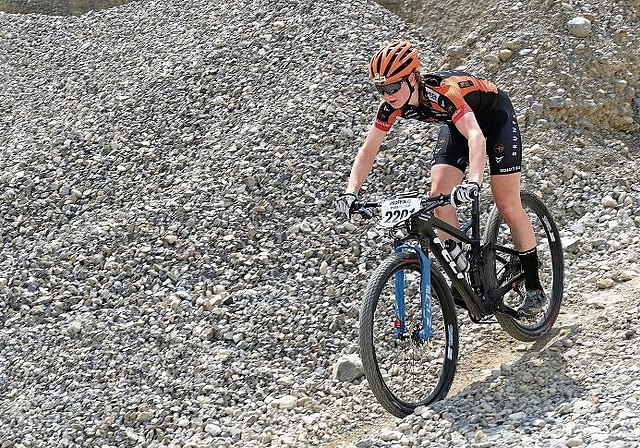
[433,322,586,436]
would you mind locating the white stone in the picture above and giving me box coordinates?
[567,17,592,37]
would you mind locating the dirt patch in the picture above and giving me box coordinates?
[323,415,397,448]
[450,327,517,395]
[322,277,640,447]
[376,0,495,49]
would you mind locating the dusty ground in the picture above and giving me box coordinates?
[322,275,640,447]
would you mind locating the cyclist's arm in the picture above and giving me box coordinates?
[453,111,486,186]
[346,125,387,194]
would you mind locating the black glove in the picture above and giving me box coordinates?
[451,182,479,207]
[335,193,357,219]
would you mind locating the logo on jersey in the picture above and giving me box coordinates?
[458,80,474,88]
[425,87,439,102]
[494,143,505,154]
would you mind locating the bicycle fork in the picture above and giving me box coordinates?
[393,245,433,340]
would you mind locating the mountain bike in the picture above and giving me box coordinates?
[351,190,564,418]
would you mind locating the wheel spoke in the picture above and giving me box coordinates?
[360,253,458,417]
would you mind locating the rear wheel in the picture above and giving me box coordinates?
[359,251,458,417]
[483,191,564,341]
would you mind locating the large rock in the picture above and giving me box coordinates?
[567,16,593,38]
[332,354,364,383]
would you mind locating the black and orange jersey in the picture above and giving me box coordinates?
[373,71,499,132]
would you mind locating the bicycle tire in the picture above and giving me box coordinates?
[359,251,458,418]
[483,191,564,341]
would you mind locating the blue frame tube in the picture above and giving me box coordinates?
[394,244,433,340]
[393,269,406,339]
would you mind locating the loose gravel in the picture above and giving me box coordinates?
[1,0,639,447]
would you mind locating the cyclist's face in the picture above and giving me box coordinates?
[381,78,410,108]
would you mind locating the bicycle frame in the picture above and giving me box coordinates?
[394,195,521,323]
[356,190,563,417]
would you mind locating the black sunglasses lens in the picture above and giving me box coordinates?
[375,80,403,95]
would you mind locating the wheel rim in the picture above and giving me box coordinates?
[369,264,451,408]
[492,201,562,329]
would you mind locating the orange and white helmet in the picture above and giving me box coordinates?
[368,40,420,85]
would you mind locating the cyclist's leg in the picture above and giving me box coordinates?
[486,94,545,313]
[490,174,535,250]
[431,125,465,236]
[431,165,464,229]
[491,175,546,314]
[485,91,534,252]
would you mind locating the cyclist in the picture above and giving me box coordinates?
[335,40,545,316]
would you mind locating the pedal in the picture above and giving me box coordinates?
[468,311,498,324]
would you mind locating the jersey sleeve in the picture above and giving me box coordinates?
[439,82,473,124]
[373,101,403,132]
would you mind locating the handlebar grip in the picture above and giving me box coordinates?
[352,200,379,210]
[351,200,378,219]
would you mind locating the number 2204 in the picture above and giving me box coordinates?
[383,208,415,224]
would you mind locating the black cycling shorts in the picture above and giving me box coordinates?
[432,90,522,175]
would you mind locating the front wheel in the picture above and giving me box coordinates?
[359,251,458,418]
[483,191,564,341]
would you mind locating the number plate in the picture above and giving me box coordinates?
[379,198,421,228]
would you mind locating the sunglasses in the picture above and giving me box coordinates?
[375,78,406,95]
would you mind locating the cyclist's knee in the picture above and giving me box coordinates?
[430,164,463,195]
[495,200,526,225]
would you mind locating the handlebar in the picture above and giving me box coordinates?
[351,193,453,219]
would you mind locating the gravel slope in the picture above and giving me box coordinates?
[1,0,639,447]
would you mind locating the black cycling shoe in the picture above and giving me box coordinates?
[518,289,546,316]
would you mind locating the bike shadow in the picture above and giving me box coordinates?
[425,320,587,436]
